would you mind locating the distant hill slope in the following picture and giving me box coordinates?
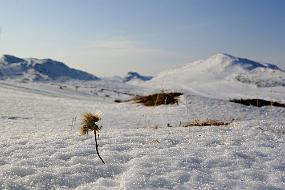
[144,53,285,101]
[0,55,100,81]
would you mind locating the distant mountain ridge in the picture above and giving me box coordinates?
[0,55,99,81]
[123,71,153,82]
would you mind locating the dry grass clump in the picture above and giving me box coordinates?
[132,92,183,106]
[183,119,233,127]
[80,112,105,164]
[230,98,285,108]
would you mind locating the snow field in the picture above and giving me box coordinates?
[0,81,284,189]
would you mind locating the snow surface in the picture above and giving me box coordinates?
[143,53,285,102]
[0,79,284,189]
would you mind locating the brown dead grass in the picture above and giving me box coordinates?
[183,119,233,127]
[230,98,285,108]
[132,92,183,106]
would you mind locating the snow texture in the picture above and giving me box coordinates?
[0,78,284,189]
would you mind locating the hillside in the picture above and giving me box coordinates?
[144,53,285,102]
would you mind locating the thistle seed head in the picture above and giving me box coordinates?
[80,112,102,135]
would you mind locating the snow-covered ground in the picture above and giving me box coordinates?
[0,80,284,189]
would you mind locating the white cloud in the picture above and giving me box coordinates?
[85,39,182,58]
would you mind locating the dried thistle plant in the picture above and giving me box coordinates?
[80,112,105,164]
[80,112,101,135]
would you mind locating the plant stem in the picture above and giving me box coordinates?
[94,131,105,164]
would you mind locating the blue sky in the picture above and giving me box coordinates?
[0,0,284,76]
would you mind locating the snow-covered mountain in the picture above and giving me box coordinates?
[123,71,153,82]
[0,54,99,81]
[144,53,285,101]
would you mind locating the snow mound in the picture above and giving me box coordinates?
[0,54,100,81]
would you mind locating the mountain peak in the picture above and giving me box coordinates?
[206,53,281,71]
[148,53,285,90]
[0,54,25,64]
[124,71,153,82]
[212,53,235,59]
[0,54,100,81]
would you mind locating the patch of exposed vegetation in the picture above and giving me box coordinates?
[114,99,122,103]
[132,92,183,106]
[230,98,285,108]
[183,119,233,127]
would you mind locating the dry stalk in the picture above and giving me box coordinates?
[80,112,105,164]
